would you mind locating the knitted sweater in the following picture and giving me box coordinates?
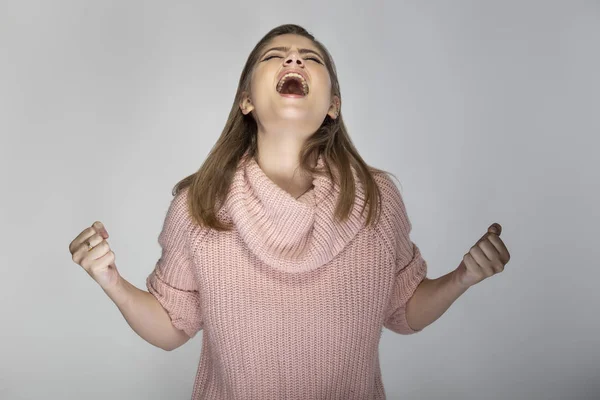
[146,152,428,399]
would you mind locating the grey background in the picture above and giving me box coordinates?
[1,0,598,399]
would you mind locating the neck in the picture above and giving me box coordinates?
[255,134,316,199]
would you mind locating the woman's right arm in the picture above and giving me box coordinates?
[70,221,191,352]
[103,275,191,351]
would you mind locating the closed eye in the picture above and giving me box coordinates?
[263,55,322,64]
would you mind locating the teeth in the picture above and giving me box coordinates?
[277,72,308,95]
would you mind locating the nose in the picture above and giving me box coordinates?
[284,51,304,67]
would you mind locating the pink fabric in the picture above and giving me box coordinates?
[146,152,428,399]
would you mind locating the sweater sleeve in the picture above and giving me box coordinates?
[375,174,428,335]
[146,188,203,338]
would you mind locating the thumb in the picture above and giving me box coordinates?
[488,222,502,236]
[92,221,109,239]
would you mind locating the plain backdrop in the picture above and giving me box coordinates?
[1,1,598,399]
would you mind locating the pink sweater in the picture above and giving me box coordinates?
[146,152,428,399]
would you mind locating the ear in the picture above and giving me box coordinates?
[327,95,341,119]
[239,92,254,115]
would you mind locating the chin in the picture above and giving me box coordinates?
[277,108,311,118]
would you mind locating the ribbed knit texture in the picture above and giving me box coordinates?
[146,152,428,399]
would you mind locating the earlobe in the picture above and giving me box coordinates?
[329,96,340,119]
[240,97,254,115]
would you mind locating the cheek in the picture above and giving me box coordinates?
[313,74,332,97]
[251,73,275,100]
[319,70,332,89]
[313,77,333,104]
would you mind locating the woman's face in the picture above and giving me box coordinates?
[240,34,340,135]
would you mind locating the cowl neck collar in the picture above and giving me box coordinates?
[224,151,368,273]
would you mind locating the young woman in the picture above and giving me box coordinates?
[69,24,510,399]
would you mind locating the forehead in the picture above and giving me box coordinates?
[265,34,319,53]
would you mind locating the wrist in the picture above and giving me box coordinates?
[451,265,472,292]
[103,274,130,309]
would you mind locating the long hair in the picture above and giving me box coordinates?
[173,24,396,231]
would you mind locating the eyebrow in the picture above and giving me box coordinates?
[261,46,324,61]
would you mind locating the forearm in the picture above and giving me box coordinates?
[405,268,469,331]
[102,274,189,351]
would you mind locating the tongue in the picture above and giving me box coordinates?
[280,79,304,96]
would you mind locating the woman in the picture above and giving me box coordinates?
[69,24,510,399]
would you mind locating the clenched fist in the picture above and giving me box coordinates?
[69,221,120,290]
[454,223,511,289]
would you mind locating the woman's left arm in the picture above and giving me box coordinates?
[406,223,511,331]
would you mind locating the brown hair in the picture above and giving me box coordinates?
[173,23,397,231]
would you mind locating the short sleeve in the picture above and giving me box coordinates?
[375,174,428,335]
[146,188,203,338]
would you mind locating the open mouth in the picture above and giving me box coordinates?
[276,73,309,97]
